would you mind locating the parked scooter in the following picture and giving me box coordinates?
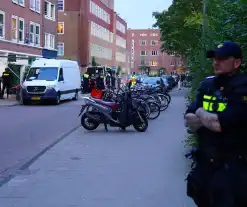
[78,87,148,132]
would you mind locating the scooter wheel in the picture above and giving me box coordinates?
[81,113,100,130]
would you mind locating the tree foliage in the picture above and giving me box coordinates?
[154,0,247,98]
[153,0,247,145]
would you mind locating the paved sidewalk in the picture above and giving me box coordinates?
[0,99,19,107]
[0,91,194,207]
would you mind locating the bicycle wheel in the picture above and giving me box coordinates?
[157,94,169,111]
[163,92,171,104]
[147,101,160,120]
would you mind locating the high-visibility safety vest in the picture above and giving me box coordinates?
[83,74,89,78]
[130,75,136,86]
[202,94,227,112]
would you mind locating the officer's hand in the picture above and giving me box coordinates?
[184,113,202,132]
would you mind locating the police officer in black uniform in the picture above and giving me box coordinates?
[185,41,247,206]
[1,68,12,99]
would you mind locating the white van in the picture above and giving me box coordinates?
[22,59,81,105]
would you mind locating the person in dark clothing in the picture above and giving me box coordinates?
[1,68,12,99]
[111,75,116,89]
[105,73,111,89]
[99,73,105,90]
[82,72,89,94]
[185,41,247,206]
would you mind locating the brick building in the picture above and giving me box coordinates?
[57,0,130,74]
[127,29,183,75]
[0,0,58,83]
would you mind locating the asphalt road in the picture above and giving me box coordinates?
[0,88,194,206]
[0,99,82,183]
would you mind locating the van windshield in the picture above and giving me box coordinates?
[26,67,58,81]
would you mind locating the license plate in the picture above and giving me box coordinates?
[31,97,41,100]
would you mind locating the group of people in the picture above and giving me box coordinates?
[82,71,119,94]
[185,41,247,206]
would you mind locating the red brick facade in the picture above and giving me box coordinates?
[127,29,183,74]
[58,0,129,73]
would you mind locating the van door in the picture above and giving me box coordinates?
[57,68,66,100]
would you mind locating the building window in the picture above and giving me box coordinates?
[139,40,146,46]
[116,20,125,34]
[19,0,25,6]
[35,0,40,12]
[30,0,40,12]
[151,40,157,45]
[170,61,175,66]
[151,60,158,66]
[140,51,147,56]
[58,0,64,11]
[57,42,64,56]
[90,1,110,24]
[12,0,18,4]
[0,11,5,39]
[44,1,56,20]
[151,51,158,56]
[140,59,145,65]
[29,22,35,44]
[18,18,24,42]
[57,22,64,34]
[11,16,18,41]
[45,33,55,49]
[35,23,40,46]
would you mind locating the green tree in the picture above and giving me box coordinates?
[153,0,247,146]
[92,56,97,66]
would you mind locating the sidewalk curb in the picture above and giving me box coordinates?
[0,103,20,108]
[0,124,81,187]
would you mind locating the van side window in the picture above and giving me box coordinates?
[58,68,64,81]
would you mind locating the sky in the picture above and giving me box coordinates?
[114,0,173,29]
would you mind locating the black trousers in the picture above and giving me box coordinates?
[187,161,247,207]
[1,83,10,98]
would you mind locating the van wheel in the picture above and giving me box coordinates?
[22,100,29,105]
[73,91,78,100]
[54,93,60,105]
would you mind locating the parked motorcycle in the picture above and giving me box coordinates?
[78,89,148,132]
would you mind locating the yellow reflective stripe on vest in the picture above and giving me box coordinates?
[83,74,89,78]
[203,95,227,112]
[203,95,216,100]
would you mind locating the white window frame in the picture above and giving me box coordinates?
[151,50,158,56]
[45,33,55,49]
[35,0,40,13]
[140,51,147,56]
[29,21,35,45]
[57,42,64,56]
[139,40,146,46]
[150,60,157,66]
[0,10,5,39]
[19,0,25,7]
[45,1,56,20]
[12,0,18,4]
[50,34,55,49]
[18,17,25,43]
[30,0,35,11]
[57,22,64,34]
[58,0,64,11]
[35,23,40,46]
[11,15,18,42]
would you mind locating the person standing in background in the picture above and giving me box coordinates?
[1,68,12,99]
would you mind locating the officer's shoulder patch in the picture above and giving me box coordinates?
[243,96,247,102]
[205,76,215,79]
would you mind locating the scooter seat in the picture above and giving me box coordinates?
[91,98,117,107]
